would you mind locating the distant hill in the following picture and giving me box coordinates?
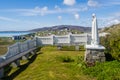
[30,25,91,33]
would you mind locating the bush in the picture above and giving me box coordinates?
[56,56,74,63]
[79,45,85,51]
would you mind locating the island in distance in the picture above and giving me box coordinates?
[29,25,92,33]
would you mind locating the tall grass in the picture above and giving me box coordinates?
[81,60,120,80]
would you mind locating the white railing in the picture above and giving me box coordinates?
[0,38,37,61]
[0,33,92,78]
[0,33,91,65]
[0,38,37,78]
[36,33,91,45]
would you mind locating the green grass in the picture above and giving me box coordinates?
[60,46,76,51]
[4,46,94,80]
[2,46,120,80]
[82,60,120,80]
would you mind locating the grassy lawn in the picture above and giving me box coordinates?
[2,46,120,80]
[4,46,95,80]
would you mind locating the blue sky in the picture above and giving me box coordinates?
[0,0,120,31]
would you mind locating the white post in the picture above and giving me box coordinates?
[68,33,71,44]
[51,35,54,45]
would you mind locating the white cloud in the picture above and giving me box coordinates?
[39,6,48,16]
[55,5,59,9]
[42,6,48,11]
[106,19,120,26]
[87,0,120,7]
[63,0,76,6]
[4,6,88,16]
[114,12,120,17]
[20,6,48,16]
[74,13,80,20]
[109,2,120,5]
[102,0,120,6]
[34,6,40,11]
[106,12,120,26]
[0,16,18,22]
[34,6,48,11]
[0,16,43,31]
[87,0,99,7]
[111,19,120,24]
[58,16,62,20]
[99,15,120,27]
[2,5,88,16]
[55,5,61,11]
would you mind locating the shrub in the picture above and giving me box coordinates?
[79,45,85,51]
[56,56,74,63]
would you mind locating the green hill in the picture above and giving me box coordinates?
[101,23,120,33]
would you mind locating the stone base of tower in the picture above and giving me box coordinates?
[84,45,106,66]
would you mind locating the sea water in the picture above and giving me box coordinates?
[0,31,33,37]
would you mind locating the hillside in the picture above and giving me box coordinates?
[100,23,120,60]
[30,25,91,33]
[100,23,120,33]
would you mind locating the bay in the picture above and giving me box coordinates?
[0,31,34,37]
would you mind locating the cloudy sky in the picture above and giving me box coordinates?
[0,0,120,31]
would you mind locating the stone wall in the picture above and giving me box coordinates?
[85,49,105,64]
